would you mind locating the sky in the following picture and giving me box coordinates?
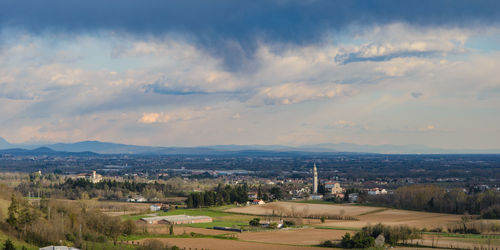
[0,0,499,149]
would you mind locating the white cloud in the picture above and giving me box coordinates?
[418,125,435,132]
[248,83,349,106]
[138,108,210,124]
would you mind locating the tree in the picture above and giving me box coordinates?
[249,218,260,227]
[318,183,326,195]
[122,220,137,235]
[187,194,194,208]
[3,239,15,250]
[7,194,19,228]
[169,224,174,235]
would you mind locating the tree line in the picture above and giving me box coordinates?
[365,184,500,216]
[187,184,249,208]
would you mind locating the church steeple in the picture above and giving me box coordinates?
[313,163,318,194]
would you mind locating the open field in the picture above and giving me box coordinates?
[117,202,500,249]
[238,227,354,245]
[227,202,462,229]
[135,237,315,250]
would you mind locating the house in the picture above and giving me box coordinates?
[259,220,283,228]
[367,188,388,195]
[332,193,345,199]
[150,203,162,212]
[252,199,265,205]
[126,195,147,203]
[348,193,358,202]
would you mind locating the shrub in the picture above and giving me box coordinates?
[3,239,15,250]
[138,239,169,250]
[341,232,375,248]
[283,220,295,227]
[481,205,500,219]
[319,240,336,247]
[249,218,260,227]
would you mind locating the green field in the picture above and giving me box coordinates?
[0,231,38,250]
[123,206,253,230]
[123,207,233,221]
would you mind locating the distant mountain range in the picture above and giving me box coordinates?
[0,137,498,155]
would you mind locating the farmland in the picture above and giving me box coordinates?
[115,201,500,249]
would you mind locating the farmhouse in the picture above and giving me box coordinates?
[140,215,212,225]
[252,199,265,205]
[150,203,162,212]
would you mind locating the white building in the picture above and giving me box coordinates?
[367,188,388,195]
[150,204,162,212]
[40,247,80,250]
[76,170,102,183]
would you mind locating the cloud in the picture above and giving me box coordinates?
[138,113,161,124]
[248,83,349,106]
[418,125,435,132]
[332,120,357,129]
[138,108,210,124]
[1,0,499,69]
[411,92,423,99]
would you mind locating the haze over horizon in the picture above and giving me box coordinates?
[1,1,500,150]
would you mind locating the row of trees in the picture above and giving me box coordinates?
[16,178,188,201]
[366,184,500,215]
[187,184,249,208]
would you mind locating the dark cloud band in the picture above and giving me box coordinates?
[1,0,498,69]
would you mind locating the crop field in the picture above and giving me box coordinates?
[227,201,463,229]
[134,237,316,250]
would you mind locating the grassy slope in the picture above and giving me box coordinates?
[0,231,39,250]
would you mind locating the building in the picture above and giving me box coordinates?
[312,163,318,194]
[367,188,388,195]
[309,194,323,200]
[76,170,102,183]
[140,215,212,225]
[126,195,147,202]
[150,203,162,212]
[259,220,283,228]
[252,199,265,205]
[40,247,80,250]
[325,182,343,194]
[248,192,258,199]
[348,193,359,202]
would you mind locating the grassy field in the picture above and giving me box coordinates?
[123,207,233,221]
[0,231,38,250]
